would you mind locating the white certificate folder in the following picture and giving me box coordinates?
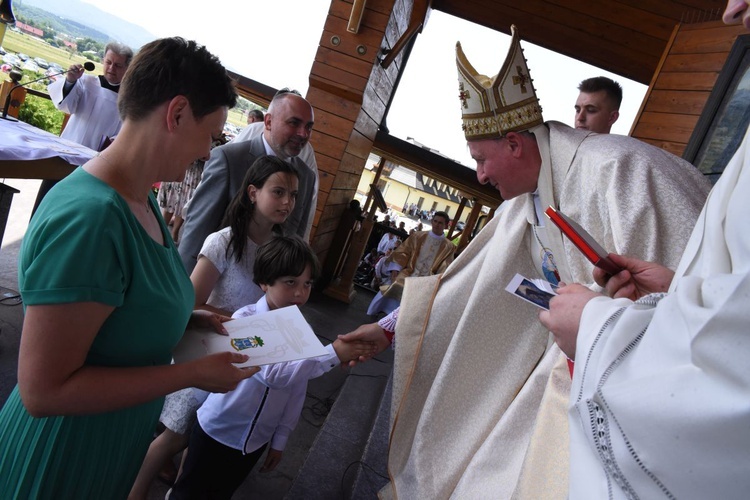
[173,306,328,367]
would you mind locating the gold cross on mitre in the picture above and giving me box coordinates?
[458,82,471,108]
[512,65,529,93]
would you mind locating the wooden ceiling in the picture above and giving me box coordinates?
[228,0,731,210]
[431,0,727,84]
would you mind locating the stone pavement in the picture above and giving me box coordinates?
[0,177,391,499]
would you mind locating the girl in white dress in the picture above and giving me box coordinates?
[129,155,300,498]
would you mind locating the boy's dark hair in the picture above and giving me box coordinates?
[253,236,321,286]
[118,37,237,121]
[222,156,298,263]
[577,76,623,109]
[433,211,451,224]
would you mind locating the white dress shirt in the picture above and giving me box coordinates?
[198,296,339,453]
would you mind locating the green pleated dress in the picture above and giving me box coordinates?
[0,168,194,499]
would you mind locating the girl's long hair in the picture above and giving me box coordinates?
[221,155,298,263]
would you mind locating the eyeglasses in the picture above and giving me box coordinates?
[274,87,302,97]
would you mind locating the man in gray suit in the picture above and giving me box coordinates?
[179,89,316,273]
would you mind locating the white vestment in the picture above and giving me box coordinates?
[48,74,121,151]
[570,128,750,499]
[381,122,711,499]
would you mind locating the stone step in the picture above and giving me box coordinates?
[285,348,393,500]
[350,376,392,499]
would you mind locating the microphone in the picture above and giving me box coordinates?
[1,61,96,121]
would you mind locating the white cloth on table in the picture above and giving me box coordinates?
[0,119,95,165]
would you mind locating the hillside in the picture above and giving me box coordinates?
[13,0,155,48]
[14,4,110,43]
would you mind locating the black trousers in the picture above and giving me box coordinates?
[169,422,268,500]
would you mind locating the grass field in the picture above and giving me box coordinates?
[2,29,249,128]
[2,29,103,77]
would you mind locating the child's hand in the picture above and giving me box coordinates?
[332,338,377,364]
[337,323,392,367]
[260,448,283,472]
[188,309,231,335]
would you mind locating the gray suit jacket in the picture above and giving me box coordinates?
[179,134,316,274]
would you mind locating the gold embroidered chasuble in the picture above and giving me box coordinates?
[391,230,455,280]
[380,122,711,499]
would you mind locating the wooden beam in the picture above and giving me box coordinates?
[373,130,502,207]
[226,70,277,108]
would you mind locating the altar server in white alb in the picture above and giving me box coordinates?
[377,26,712,499]
[48,42,133,151]
[540,0,750,497]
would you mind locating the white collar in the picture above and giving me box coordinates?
[255,295,272,314]
[261,134,277,157]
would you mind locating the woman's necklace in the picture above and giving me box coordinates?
[96,153,151,214]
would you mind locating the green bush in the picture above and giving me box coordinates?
[18,82,64,135]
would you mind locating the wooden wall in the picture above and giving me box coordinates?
[306,0,416,269]
[631,20,747,156]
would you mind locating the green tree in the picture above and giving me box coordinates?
[77,38,104,55]
[17,81,64,135]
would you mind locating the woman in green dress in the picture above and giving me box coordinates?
[0,37,259,499]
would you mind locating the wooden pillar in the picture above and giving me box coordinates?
[363,156,386,214]
[324,186,381,302]
[307,0,427,302]
[456,199,482,253]
[446,197,467,239]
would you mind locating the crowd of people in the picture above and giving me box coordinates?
[1,1,748,498]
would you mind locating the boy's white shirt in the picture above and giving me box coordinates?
[198,295,339,453]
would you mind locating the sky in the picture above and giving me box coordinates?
[83,0,647,167]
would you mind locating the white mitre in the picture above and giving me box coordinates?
[456,25,543,141]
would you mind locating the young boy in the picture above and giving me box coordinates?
[169,236,375,499]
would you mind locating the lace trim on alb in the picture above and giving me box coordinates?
[584,292,675,499]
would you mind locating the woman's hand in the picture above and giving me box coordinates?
[594,254,674,300]
[18,302,256,417]
[188,352,259,393]
[539,284,602,360]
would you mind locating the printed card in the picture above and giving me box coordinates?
[173,306,328,367]
[504,273,559,310]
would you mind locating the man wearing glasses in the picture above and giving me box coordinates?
[179,88,317,274]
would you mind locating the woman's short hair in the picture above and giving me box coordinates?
[118,37,237,121]
[253,236,321,286]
